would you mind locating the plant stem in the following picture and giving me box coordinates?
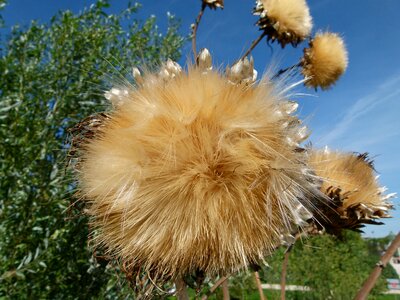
[280,245,293,300]
[192,3,207,59]
[354,232,400,300]
[254,271,266,300]
[201,275,229,300]
[272,62,302,80]
[222,279,230,300]
[239,32,267,61]
[175,276,189,300]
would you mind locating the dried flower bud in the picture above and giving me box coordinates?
[254,0,312,47]
[104,87,129,107]
[197,48,212,71]
[203,0,224,9]
[132,67,144,85]
[158,59,182,81]
[309,149,394,235]
[301,32,348,90]
[226,57,258,84]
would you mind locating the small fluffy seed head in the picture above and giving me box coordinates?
[302,32,348,90]
[77,63,318,283]
[254,0,313,47]
[309,149,393,233]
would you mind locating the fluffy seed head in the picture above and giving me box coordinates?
[302,32,348,90]
[254,0,313,47]
[77,61,319,285]
[309,148,393,234]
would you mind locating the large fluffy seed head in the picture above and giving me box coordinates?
[78,67,316,280]
[309,149,393,233]
[255,0,313,47]
[302,32,348,90]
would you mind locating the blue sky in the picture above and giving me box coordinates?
[2,0,399,237]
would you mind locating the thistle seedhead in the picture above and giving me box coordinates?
[308,148,394,235]
[301,32,348,90]
[254,0,313,47]
[75,58,323,296]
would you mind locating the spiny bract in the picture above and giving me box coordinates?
[78,64,318,281]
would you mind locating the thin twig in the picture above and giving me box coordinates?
[354,232,400,300]
[254,271,266,300]
[280,245,293,300]
[272,62,302,80]
[239,32,267,61]
[201,275,229,300]
[192,3,207,59]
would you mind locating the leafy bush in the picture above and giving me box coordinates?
[0,1,184,298]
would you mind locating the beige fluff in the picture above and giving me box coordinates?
[309,149,393,233]
[256,0,312,46]
[78,67,318,282]
[302,32,348,89]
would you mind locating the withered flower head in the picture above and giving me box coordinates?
[309,148,394,235]
[75,52,321,294]
[254,0,313,47]
[203,0,224,9]
[301,32,348,90]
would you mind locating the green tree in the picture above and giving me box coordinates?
[262,232,390,300]
[0,1,184,298]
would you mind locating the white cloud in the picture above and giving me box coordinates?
[318,73,400,147]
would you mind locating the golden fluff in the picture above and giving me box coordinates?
[309,149,393,233]
[302,32,348,90]
[255,0,313,47]
[77,65,319,283]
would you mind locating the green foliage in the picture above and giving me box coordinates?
[0,0,5,28]
[0,1,184,298]
[261,231,391,300]
[228,271,258,300]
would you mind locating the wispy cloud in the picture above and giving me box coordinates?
[318,73,400,147]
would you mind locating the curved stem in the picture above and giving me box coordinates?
[192,3,207,59]
[239,32,267,61]
[201,275,229,300]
